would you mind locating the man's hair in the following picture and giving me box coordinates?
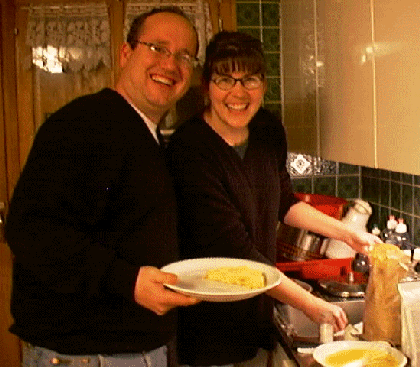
[202,31,266,86]
[126,7,198,54]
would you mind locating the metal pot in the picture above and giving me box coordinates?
[276,223,328,262]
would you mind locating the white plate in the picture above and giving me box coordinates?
[313,340,407,367]
[161,257,282,302]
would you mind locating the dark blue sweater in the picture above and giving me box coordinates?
[166,109,298,365]
[5,88,179,354]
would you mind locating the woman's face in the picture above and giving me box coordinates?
[207,71,266,133]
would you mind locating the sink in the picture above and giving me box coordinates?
[275,298,365,340]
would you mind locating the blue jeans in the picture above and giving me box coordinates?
[22,342,167,367]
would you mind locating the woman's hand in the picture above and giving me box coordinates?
[302,297,348,332]
[344,230,382,255]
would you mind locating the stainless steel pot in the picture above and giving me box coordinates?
[277,223,327,262]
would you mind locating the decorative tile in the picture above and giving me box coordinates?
[288,153,313,176]
[314,176,336,196]
[313,158,337,176]
[338,176,359,199]
[236,3,260,27]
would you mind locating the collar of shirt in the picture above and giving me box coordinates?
[126,100,160,144]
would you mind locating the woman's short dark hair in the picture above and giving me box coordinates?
[126,7,198,53]
[202,31,266,86]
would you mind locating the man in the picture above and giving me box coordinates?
[5,7,198,367]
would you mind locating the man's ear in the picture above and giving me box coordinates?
[119,42,133,68]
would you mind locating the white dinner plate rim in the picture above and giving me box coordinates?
[161,257,282,302]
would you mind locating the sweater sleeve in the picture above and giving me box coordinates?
[5,97,138,302]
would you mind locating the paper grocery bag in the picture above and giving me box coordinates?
[363,243,410,345]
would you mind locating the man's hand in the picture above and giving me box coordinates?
[134,266,200,316]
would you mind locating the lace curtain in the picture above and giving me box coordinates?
[125,0,213,64]
[25,3,111,72]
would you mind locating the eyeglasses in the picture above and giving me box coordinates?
[211,75,264,91]
[135,41,199,68]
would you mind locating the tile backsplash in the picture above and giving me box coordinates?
[287,153,420,247]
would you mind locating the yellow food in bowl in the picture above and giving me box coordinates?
[325,348,399,367]
[205,266,266,289]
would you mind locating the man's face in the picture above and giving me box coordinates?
[117,12,197,123]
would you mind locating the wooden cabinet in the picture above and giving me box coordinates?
[374,0,420,174]
[319,0,420,175]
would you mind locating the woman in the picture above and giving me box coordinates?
[166,31,380,367]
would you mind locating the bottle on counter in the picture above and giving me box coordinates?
[388,218,411,250]
[380,215,398,243]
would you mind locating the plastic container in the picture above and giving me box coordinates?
[325,199,372,259]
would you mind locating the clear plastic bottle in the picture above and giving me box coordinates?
[381,215,398,243]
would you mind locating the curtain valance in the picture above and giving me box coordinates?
[25,3,111,72]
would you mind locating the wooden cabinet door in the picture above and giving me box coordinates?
[374,0,420,175]
[0,1,22,365]
[319,0,376,167]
